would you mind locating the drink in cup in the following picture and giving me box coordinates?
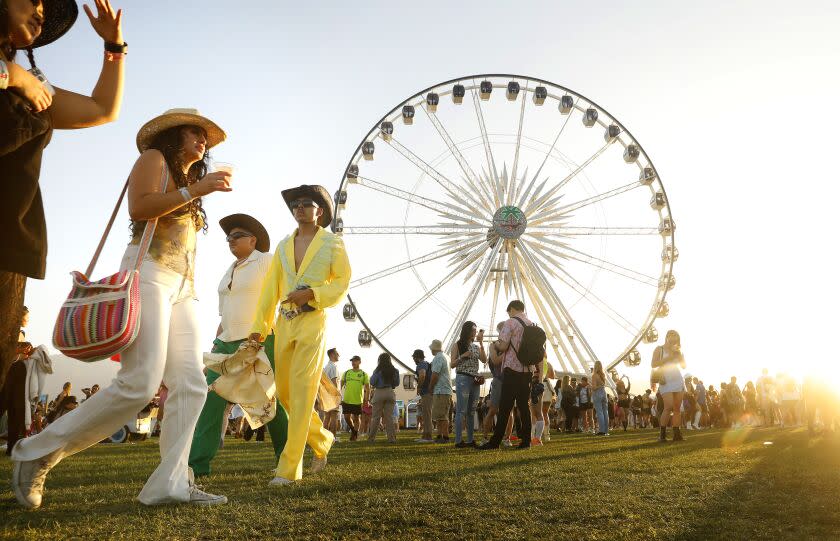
[214,162,234,187]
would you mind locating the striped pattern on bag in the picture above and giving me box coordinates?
[53,269,142,362]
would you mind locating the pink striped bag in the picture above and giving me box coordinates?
[52,167,169,362]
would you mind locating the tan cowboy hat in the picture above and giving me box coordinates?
[31,0,78,48]
[136,108,226,153]
[219,214,270,253]
[281,185,334,228]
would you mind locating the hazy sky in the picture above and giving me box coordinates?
[22,1,840,396]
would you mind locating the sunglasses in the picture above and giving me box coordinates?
[226,232,254,242]
[289,199,319,210]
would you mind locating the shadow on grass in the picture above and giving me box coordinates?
[672,428,840,540]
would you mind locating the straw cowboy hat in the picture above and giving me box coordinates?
[136,108,226,153]
[31,0,78,48]
[281,184,334,228]
[219,214,271,253]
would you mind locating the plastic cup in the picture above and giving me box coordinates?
[214,162,234,187]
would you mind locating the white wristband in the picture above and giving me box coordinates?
[179,187,192,203]
[0,60,9,90]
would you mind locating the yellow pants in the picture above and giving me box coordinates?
[274,311,334,480]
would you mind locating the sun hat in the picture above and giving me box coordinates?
[428,339,443,351]
[136,108,226,153]
[219,214,270,253]
[30,0,78,48]
[281,184,334,228]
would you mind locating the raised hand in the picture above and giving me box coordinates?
[83,0,123,44]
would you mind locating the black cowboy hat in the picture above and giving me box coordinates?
[31,0,79,49]
[281,185,333,228]
[219,214,270,253]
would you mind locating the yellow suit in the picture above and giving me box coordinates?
[251,226,351,480]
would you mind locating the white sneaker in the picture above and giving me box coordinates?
[269,476,294,486]
[310,456,328,474]
[11,453,57,509]
[188,485,227,506]
[333,436,341,443]
[502,439,513,448]
[414,438,435,443]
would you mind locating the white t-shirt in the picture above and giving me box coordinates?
[230,404,244,419]
[323,360,338,382]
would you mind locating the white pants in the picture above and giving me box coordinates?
[13,259,206,505]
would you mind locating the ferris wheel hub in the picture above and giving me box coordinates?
[492,205,527,240]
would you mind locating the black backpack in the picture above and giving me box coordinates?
[510,317,546,366]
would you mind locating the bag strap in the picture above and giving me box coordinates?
[84,165,171,278]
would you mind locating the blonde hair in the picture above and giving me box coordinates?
[665,330,681,353]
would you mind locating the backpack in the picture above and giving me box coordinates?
[511,317,546,366]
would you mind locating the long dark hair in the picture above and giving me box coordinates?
[132,125,210,237]
[373,352,397,383]
[456,321,476,355]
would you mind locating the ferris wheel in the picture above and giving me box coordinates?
[333,74,677,374]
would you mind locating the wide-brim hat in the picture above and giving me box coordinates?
[219,214,270,253]
[136,108,226,153]
[281,185,334,228]
[30,0,78,48]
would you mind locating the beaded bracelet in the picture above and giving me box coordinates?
[104,51,125,62]
[0,60,9,90]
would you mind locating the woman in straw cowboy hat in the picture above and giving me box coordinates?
[11,108,231,509]
[0,0,126,389]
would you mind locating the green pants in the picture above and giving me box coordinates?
[188,334,288,476]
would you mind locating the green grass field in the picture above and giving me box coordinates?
[1,427,838,540]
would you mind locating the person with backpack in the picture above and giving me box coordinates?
[479,300,545,450]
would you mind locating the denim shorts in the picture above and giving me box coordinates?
[488,377,502,408]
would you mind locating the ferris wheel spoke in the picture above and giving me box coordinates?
[524,142,612,217]
[386,136,491,215]
[527,226,659,236]
[350,239,484,289]
[560,245,660,287]
[377,243,489,338]
[354,175,487,225]
[525,243,639,336]
[525,237,658,287]
[421,105,496,213]
[529,180,646,226]
[517,243,602,369]
[471,87,503,206]
[342,224,485,235]
[520,97,579,207]
[443,242,503,351]
[508,82,529,202]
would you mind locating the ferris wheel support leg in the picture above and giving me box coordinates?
[519,273,573,374]
[521,263,584,375]
[518,244,599,375]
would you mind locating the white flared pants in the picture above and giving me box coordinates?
[13,258,206,505]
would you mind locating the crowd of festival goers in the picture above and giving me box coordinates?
[5,307,836,454]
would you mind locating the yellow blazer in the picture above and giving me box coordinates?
[251,226,351,337]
